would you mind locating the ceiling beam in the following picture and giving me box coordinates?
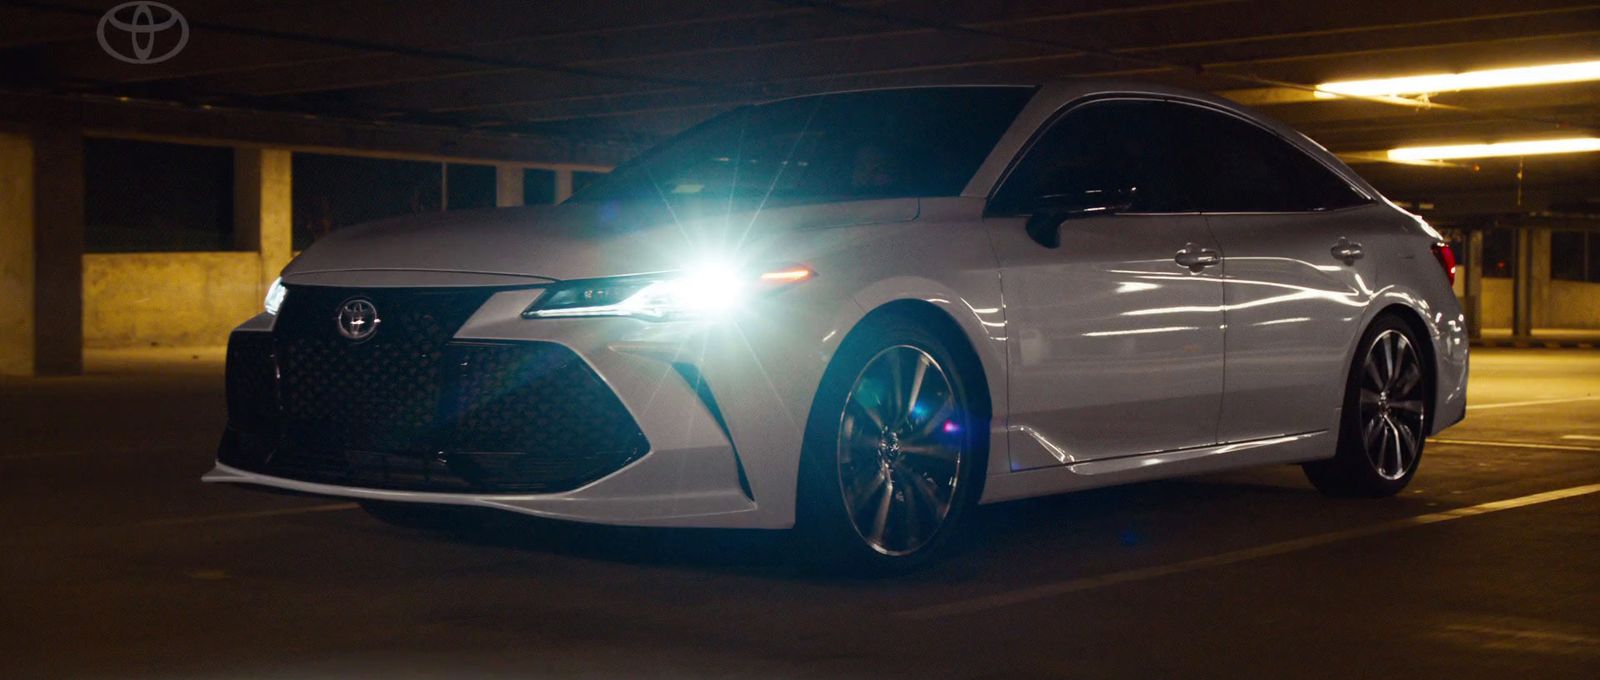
[240,0,1245,98]
[0,91,627,168]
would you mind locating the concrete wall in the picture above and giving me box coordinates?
[0,130,612,373]
[1547,280,1600,329]
[1459,277,1600,331]
[1480,278,1513,329]
[82,252,261,348]
[72,154,594,351]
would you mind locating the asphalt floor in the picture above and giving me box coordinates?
[2,347,1596,678]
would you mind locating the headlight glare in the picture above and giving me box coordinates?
[264,277,288,315]
[523,265,812,321]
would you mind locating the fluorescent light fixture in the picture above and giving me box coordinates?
[1387,137,1600,161]
[1316,59,1600,99]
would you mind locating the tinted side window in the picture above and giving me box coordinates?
[991,100,1200,214]
[1172,106,1366,212]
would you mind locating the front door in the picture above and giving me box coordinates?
[984,98,1226,469]
[988,214,1226,467]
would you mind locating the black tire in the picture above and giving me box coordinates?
[1304,314,1430,498]
[795,312,988,575]
[358,499,486,533]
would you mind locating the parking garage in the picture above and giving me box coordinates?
[2,2,1598,677]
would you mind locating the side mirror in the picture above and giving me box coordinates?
[1024,187,1138,248]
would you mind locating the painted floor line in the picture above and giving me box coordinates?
[895,483,1600,621]
[1465,396,1600,411]
[1429,438,1600,453]
[1560,434,1600,442]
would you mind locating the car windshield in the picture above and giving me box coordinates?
[571,87,1035,207]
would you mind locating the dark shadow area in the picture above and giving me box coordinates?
[366,474,1357,583]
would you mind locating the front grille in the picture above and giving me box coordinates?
[446,342,655,491]
[224,330,278,435]
[220,285,651,494]
[275,286,490,453]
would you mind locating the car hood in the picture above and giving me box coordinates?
[280,198,918,287]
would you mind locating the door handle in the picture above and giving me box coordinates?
[1331,238,1364,264]
[1174,244,1221,271]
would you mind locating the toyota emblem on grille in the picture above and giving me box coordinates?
[336,298,380,342]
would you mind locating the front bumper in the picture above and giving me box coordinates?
[202,461,758,527]
[205,283,812,529]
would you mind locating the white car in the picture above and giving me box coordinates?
[208,82,1468,571]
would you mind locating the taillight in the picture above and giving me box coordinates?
[1430,243,1457,286]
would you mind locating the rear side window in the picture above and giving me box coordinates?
[990,99,1202,214]
[1172,105,1367,212]
[990,98,1367,215]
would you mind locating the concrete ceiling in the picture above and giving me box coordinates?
[3,0,1598,222]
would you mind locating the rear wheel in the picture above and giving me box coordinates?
[1304,315,1429,497]
[797,314,985,574]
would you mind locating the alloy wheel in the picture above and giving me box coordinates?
[836,345,966,556]
[1357,329,1427,480]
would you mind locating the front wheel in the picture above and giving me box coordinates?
[796,314,986,574]
[1304,316,1430,497]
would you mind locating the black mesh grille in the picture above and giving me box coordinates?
[274,286,489,453]
[446,343,652,490]
[224,330,278,434]
[218,286,651,494]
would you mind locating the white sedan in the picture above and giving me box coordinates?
[207,82,1468,572]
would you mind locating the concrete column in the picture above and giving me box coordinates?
[1462,229,1483,340]
[32,128,84,375]
[0,134,34,376]
[495,165,524,208]
[234,147,293,293]
[439,161,449,212]
[232,150,260,253]
[554,169,574,203]
[1512,225,1533,337]
[1528,227,1552,329]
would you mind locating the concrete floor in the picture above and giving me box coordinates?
[2,348,1597,678]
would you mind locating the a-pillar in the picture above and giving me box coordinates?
[234,147,293,294]
[495,164,524,208]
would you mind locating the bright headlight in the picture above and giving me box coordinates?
[523,265,814,322]
[264,277,288,315]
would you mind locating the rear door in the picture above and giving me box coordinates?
[1168,103,1380,442]
[985,99,1226,468]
